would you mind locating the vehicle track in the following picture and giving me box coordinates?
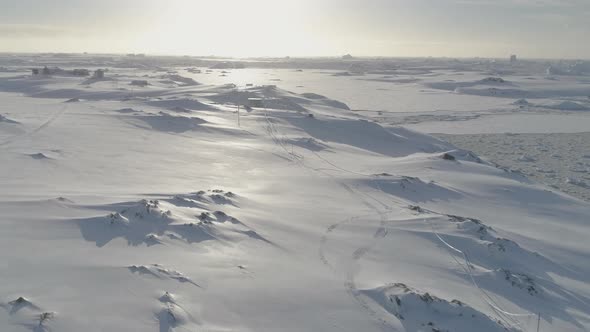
[0,105,67,147]
[257,103,403,331]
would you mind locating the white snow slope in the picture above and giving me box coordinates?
[0,55,589,332]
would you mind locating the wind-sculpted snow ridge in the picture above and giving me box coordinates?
[403,208,590,330]
[156,291,200,332]
[361,283,516,332]
[287,116,452,157]
[0,297,56,332]
[283,137,330,152]
[26,152,53,160]
[132,112,209,133]
[207,86,307,113]
[157,74,199,87]
[365,176,463,203]
[424,77,515,91]
[1,297,41,316]
[437,149,484,163]
[128,264,201,287]
[207,85,350,112]
[512,99,590,111]
[298,92,350,110]
[0,114,19,124]
[542,101,590,111]
[146,97,218,112]
[360,76,421,84]
[423,76,590,99]
[115,107,140,114]
[0,74,206,102]
[76,190,273,248]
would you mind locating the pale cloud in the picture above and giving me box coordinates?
[0,24,71,38]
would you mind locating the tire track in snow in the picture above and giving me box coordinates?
[0,105,67,147]
[343,204,395,332]
[258,102,405,331]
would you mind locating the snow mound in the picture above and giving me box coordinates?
[27,152,52,160]
[115,108,140,114]
[158,74,199,86]
[157,304,187,332]
[361,283,513,332]
[147,98,216,111]
[174,189,239,207]
[442,214,544,267]
[439,149,484,163]
[300,92,326,99]
[546,101,589,111]
[209,61,245,69]
[454,87,526,98]
[363,77,421,84]
[565,177,588,188]
[76,191,271,247]
[478,77,507,84]
[128,264,200,287]
[517,155,536,162]
[488,269,540,296]
[287,117,452,157]
[367,176,462,203]
[284,137,330,152]
[156,291,200,332]
[400,212,586,325]
[0,114,19,124]
[208,86,308,112]
[134,112,208,133]
[299,92,350,110]
[332,71,353,77]
[424,77,513,91]
[0,297,54,331]
[206,85,350,112]
[0,296,40,315]
[512,99,531,106]
[423,77,531,98]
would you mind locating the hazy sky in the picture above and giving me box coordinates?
[0,0,589,58]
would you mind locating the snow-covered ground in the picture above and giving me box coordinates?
[1,54,589,331]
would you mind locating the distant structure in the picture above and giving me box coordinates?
[72,69,90,76]
[130,80,149,87]
[93,69,105,79]
[342,54,354,60]
[510,54,517,63]
[32,66,94,77]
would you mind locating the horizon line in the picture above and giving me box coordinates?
[1,51,589,62]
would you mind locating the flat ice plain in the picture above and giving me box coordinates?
[0,54,589,331]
